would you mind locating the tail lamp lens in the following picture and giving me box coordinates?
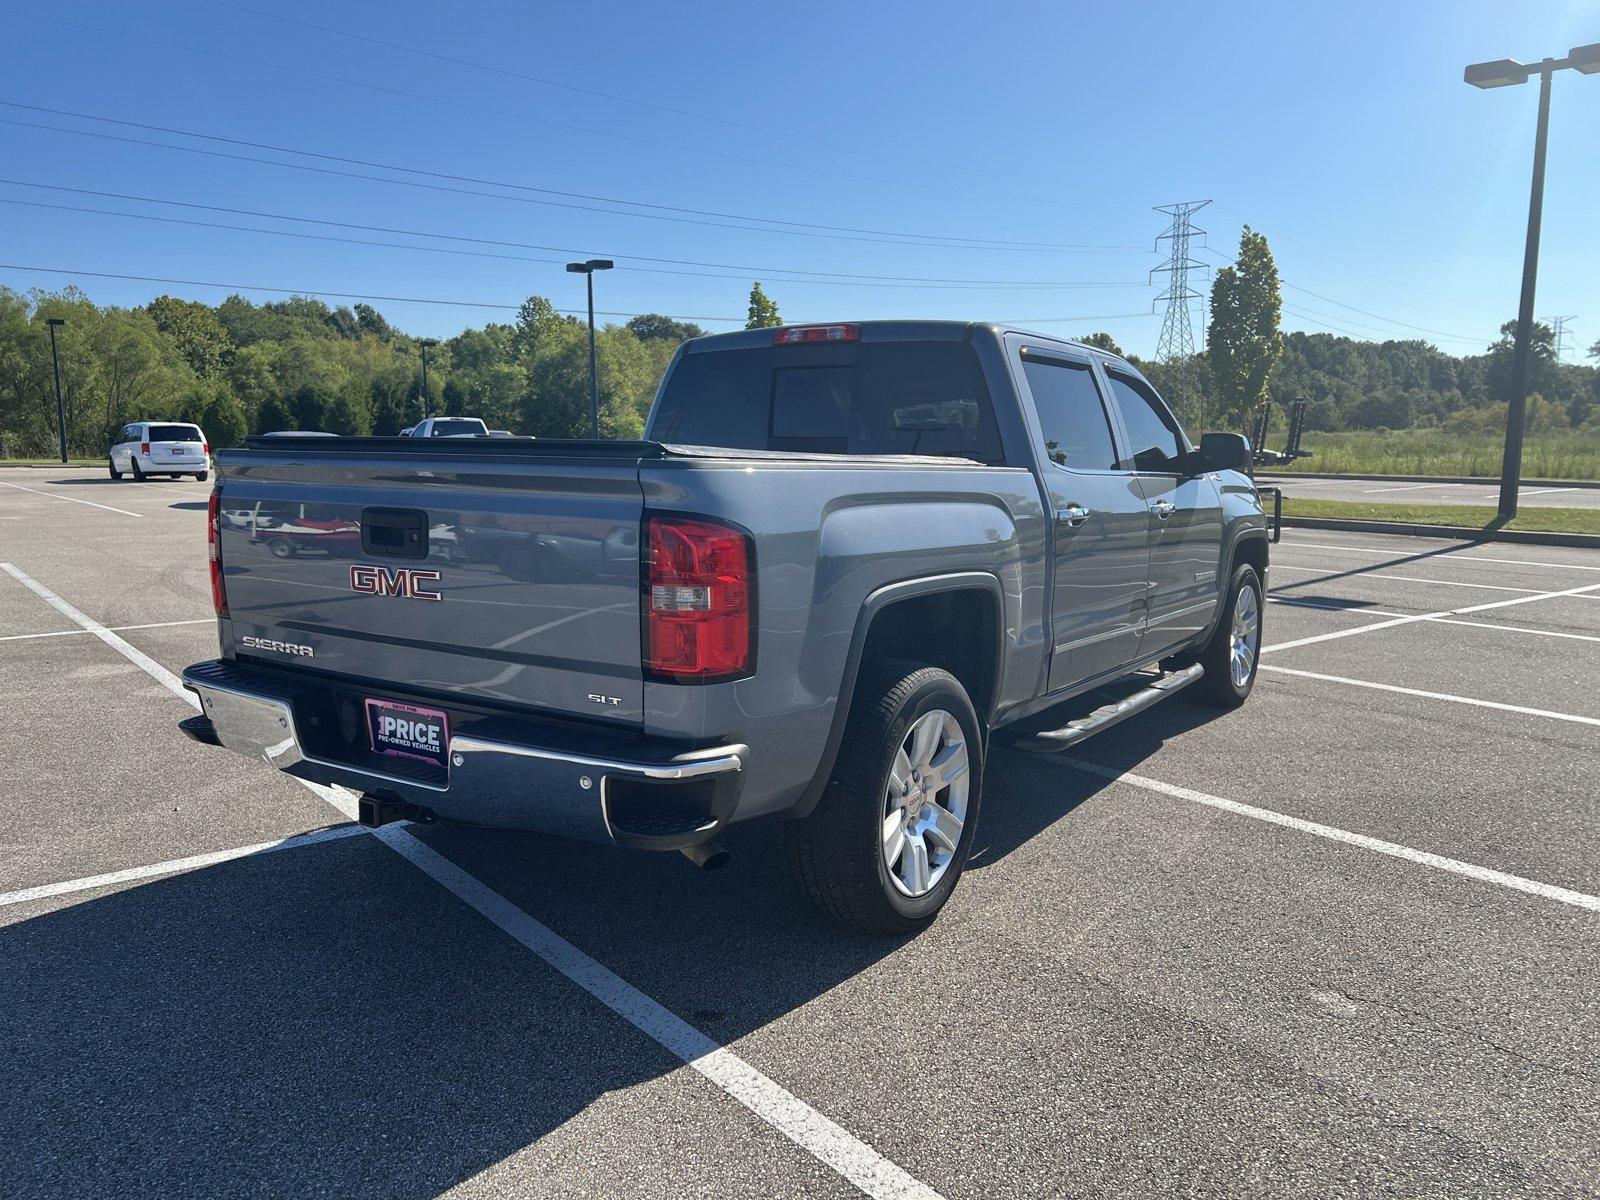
[207,490,228,616]
[140,441,150,454]
[645,516,752,680]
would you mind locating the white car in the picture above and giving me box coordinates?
[405,417,489,438]
[109,421,210,482]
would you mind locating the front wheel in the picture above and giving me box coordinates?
[1190,563,1263,708]
[785,662,983,935]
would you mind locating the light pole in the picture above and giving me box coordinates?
[419,338,438,420]
[1465,42,1599,520]
[45,317,66,464]
[566,259,614,438]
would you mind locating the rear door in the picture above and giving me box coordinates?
[217,449,647,724]
[1100,368,1223,658]
[1012,342,1152,692]
[146,423,206,469]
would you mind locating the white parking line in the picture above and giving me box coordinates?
[377,827,942,1200]
[3,561,945,1200]
[1267,598,1600,644]
[0,618,213,643]
[1518,487,1575,498]
[1361,483,1441,494]
[0,481,141,517]
[1260,665,1600,729]
[1272,564,1541,594]
[1263,579,1600,654]
[1060,758,1600,913]
[1279,540,1600,574]
[0,825,368,909]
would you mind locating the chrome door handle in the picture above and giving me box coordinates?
[1150,500,1176,520]
[1057,504,1091,528]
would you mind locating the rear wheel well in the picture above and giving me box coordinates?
[858,588,999,722]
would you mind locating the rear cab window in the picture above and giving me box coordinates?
[650,339,1005,464]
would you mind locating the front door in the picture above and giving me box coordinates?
[1100,369,1223,658]
[1013,345,1152,693]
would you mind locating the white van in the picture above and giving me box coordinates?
[109,421,210,481]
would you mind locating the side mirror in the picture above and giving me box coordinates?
[1195,432,1252,475]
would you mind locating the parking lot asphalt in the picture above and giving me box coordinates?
[3,464,1597,1199]
[1260,473,1600,510]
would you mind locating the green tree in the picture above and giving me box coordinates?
[1077,332,1124,356]
[1207,226,1283,427]
[1485,319,1558,407]
[627,314,705,343]
[196,383,248,448]
[147,296,231,378]
[745,282,781,330]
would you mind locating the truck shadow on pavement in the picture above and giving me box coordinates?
[2,703,1215,1197]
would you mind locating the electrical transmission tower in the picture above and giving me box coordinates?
[1151,200,1212,362]
[1548,314,1577,362]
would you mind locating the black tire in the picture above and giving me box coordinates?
[1190,563,1263,708]
[197,470,209,482]
[268,539,295,559]
[130,458,146,482]
[785,661,983,935]
[107,458,122,480]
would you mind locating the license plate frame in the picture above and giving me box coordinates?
[365,697,450,767]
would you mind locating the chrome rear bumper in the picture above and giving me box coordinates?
[180,659,745,849]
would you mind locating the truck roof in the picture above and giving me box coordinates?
[681,320,1135,369]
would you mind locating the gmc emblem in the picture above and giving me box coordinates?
[350,564,443,601]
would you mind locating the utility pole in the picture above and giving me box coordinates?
[1548,314,1577,362]
[45,317,67,464]
[1464,42,1598,519]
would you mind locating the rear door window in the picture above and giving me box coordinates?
[147,424,203,443]
[651,340,1004,463]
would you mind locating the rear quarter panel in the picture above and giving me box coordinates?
[640,459,1047,819]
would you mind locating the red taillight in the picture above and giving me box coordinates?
[202,442,209,456]
[140,441,150,455]
[207,490,228,617]
[644,516,752,681]
[773,323,859,345]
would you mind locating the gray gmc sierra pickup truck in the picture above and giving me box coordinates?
[181,321,1269,933]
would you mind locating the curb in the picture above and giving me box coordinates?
[1258,469,1600,490]
[1281,515,1600,550]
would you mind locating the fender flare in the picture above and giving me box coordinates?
[787,571,1005,820]
[1195,527,1270,645]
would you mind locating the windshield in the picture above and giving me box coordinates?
[428,419,486,436]
[649,340,1002,463]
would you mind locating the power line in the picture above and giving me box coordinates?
[0,262,1159,328]
[1198,244,1492,344]
[8,10,1057,208]
[199,0,1032,191]
[0,262,744,321]
[0,107,1145,253]
[0,179,1152,291]
[1150,200,1211,361]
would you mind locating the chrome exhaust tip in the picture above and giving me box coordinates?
[679,840,730,871]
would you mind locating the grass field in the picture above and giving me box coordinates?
[0,458,101,467]
[1258,429,1600,481]
[1282,496,1600,537]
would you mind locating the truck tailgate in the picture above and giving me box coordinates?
[216,445,645,724]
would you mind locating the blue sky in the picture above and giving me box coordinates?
[1,0,1595,360]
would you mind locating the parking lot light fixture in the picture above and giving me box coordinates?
[45,317,66,464]
[566,259,614,438]
[1463,46,1595,519]
[418,338,439,421]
